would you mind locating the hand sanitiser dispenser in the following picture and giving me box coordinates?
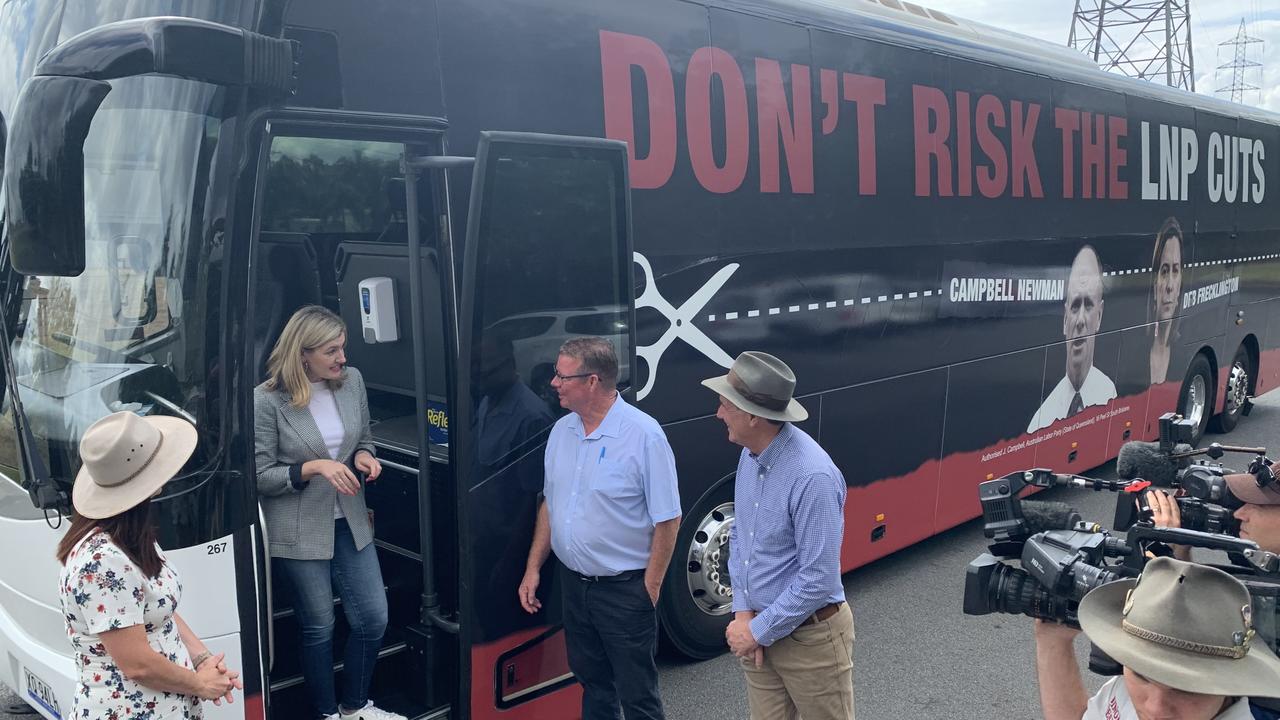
[357,277,398,343]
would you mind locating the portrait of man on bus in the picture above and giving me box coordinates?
[1027,245,1117,433]
[1147,217,1184,386]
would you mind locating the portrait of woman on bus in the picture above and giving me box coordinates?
[1148,217,1184,385]
[254,305,404,720]
[56,411,242,719]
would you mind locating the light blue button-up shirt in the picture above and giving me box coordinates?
[544,396,681,577]
[729,423,847,647]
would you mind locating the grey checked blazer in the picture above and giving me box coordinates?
[255,366,377,560]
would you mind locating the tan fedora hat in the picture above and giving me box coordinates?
[1078,556,1280,698]
[701,351,808,423]
[72,411,198,520]
[1227,472,1280,506]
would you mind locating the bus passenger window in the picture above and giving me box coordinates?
[468,152,632,443]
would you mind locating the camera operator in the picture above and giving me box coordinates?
[1226,474,1280,555]
[1034,557,1280,720]
[1140,472,1280,557]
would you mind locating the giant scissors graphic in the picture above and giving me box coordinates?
[633,252,739,400]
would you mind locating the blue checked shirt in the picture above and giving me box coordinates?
[730,423,847,647]
[544,396,682,577]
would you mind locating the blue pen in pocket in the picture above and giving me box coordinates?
[598,446,606,464]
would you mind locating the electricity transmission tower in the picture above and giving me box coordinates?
[1216,19,1263,105]
[1068,0,1195,91]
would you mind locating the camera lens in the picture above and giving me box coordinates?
[964,555,1077,624]
[1176,498,1242,536]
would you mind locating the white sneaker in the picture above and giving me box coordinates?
[339,702,407,720]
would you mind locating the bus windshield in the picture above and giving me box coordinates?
[4,75,230,488]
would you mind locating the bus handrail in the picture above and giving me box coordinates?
[258,501,274,673]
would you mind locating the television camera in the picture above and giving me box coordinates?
[1113,413,1276,535]
[963,467,1279,628]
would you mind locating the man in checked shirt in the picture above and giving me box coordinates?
[702,351,854,720]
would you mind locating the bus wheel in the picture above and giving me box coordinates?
[1178,354,1214,445]
[1210,346,1252,434]
[659,480,734,659]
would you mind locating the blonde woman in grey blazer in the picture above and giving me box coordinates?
[254,305,404,720]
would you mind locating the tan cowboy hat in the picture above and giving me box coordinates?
[1078,556,1280,698]
[72,411,198,520]
[701,351,808,423]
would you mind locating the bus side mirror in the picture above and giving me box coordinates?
[3,76,110,276]
[3,16,297,277]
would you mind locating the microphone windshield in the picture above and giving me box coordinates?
[1116,441,1179,486]
[1021,500,1082,534]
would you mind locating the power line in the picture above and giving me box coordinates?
[1068,0,1195,91]
[1215,18,1264,105]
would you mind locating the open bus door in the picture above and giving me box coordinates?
[453,132,635,719]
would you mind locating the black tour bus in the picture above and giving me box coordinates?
[0,1,1276,719]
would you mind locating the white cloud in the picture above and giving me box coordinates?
[921,0,1280,113]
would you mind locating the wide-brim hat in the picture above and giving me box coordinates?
[1078,556,1280,698]
[701,351,808,423]
[72,411,198,520]
[1227,473,1280,506]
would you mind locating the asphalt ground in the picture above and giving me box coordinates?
[4,391,1278,719]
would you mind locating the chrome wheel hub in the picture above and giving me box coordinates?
[1225,361,1249,416]
[685,501,734,616]
[1185,374,1207,428]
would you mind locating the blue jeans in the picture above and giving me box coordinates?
[277,519,388,717]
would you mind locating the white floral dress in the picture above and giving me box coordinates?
[59,530,202,719]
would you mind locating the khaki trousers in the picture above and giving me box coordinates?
[741,604,855,720]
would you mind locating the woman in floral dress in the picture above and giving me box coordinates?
[56,411,243,719]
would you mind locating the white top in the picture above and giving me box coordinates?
[309,380,346,518]
[1084,676,1253,719]
[1027,366,1118,434]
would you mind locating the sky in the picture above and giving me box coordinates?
[919,0,1279,113]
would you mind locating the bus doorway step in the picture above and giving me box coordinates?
[404,620,453,709]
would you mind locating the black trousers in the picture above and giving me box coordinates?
[560,566,666,720]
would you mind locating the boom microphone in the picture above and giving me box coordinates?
[1020,500,1084,534]
[1116,441,1190,486]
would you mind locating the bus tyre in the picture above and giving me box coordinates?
[659,479,734,659]
[1209,346,1252,434]
[1178,354,1215,446]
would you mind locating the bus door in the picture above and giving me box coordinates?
[248,115,457,720]
[453,133,635,719]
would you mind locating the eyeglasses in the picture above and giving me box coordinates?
[553,370,595,383]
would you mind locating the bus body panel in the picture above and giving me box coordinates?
[0,514,73,720]
[425,1,1278,707]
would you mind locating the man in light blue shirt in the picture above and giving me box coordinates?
[703,351,853,720]
[518,337,680,720]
